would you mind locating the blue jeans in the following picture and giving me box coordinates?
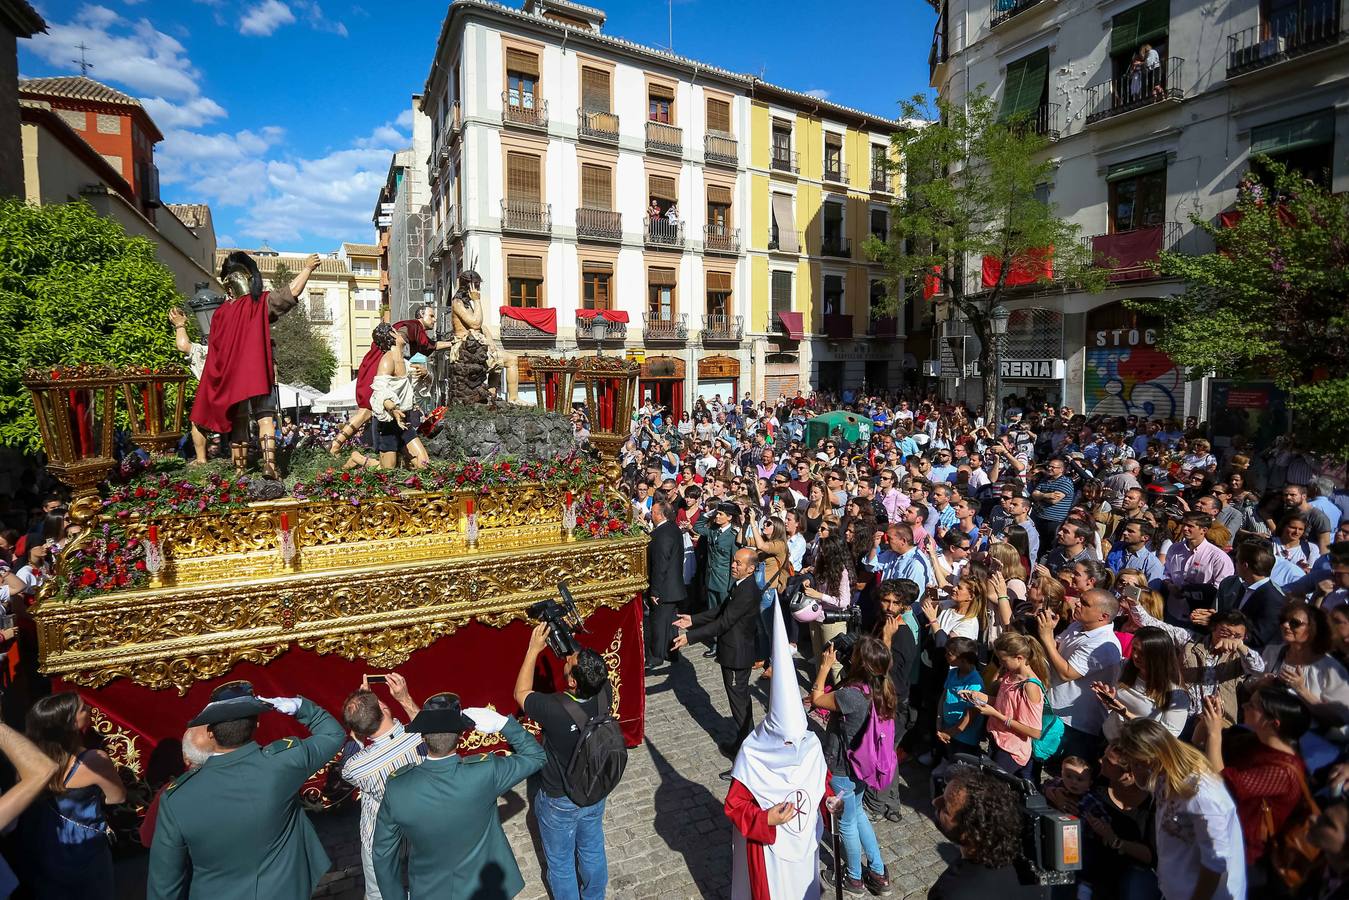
[830,774,885,880]
[534,791,608,900]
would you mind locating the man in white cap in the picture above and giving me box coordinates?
[721,600,834,900]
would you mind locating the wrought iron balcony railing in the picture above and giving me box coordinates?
[871,165,889,191]
[500,198,551,235]
[1085,57,1184,124]
[642,312,688,342]
[645,121,683,156]
[575,314,628,342]
[991,0,1049,28]
[823,160,850,185]
[704,224,740,255]
[705,133,738,167]
[500,315,556,341]
[1227,6,1344,76]
[1082,221,1182,282]
[578,108,620,143]
[576,207,622,242]
[768,230,804,253]
[771,148,800,174]
[1007,102,1062,141]
[701,314,744,343]
[820,235,852,258]
[501,92,548,130]
[645,218,684,249]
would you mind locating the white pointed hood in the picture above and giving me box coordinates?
[729,598,828,861]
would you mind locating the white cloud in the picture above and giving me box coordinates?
[294,1,349,36]
[28,5,202,100]
[803,88,831,100]
[239,0,296,36]
[395,108,415,129]
[141,95,227,129]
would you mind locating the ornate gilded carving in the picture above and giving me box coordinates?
[90,708,143,777]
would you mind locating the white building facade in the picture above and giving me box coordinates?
[929,0,1347,419]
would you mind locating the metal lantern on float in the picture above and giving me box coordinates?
[22,365,122,521]
[188,282,225,338]
[525,356,580,415]
[120,366,191,455]
[577,356,640,470]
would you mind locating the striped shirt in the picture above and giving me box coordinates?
[341,723,425,847]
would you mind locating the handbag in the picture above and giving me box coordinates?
[1260,758,1321,890]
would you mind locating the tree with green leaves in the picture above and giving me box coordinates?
[268,261,337,392]
[866,90,1104,424]
[1131,161,1349,459]
[0,200,184,452]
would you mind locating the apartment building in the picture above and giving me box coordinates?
[419,0,904,408]
[337,242,384,380]
[374,96,434,322]
[928,0,1347,418]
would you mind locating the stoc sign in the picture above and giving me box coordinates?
[1094,328,1158,347]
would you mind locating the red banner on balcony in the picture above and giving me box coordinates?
[1091,225,1164,282]
[823,313,854,340]
[982,247,1053,288]
[499,306,558,334]
[776,311,804,341]
[923,265,942,300]
[574,309,630,323]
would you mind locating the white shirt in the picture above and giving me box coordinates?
[1154,775,1246,900]
[1101,680,1189,741]
[1048,622,1123,734]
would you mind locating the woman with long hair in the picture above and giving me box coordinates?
[1111,719,1246,900]
[1005,524,1034,574]
[809,635,896,895]
[1022,566,1068,623]
[1199,684,1312,894]
[1273,513,1319,570]
[743,511,788,674]
[802,534,854,682]
[965,631,1048,778]
[1096,626,1188,740]
[985,542,1028,627]
[804,480,829,544]
[1069,559,1115,598]
[922,571,988,649]
[1112,568,1166,657]
[20,692,126,899]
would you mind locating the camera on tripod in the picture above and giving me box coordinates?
[527,581,587,658]
[933,754,1082,887]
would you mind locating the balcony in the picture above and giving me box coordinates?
[575,314,628,343]
[645,120,683,156]
[427,230,445,262]
[991,0,1051,29]
[578,108,619,143]
[1228,6,1344,77]
[704,224,740,255]
[820,234,852,258]
[448,101,463,142]
[823,160,850,186]
[643,312,688,343]
[1083,221,1181,282]
[576,207,622,243]
[645,218,684,249]
[501,92,548,130]
[500,198,552,236]
[1009,102,1062,141]
[446,204,461,238]
[701,314,744,343]
[871,165,889,192]
[705,133,738,167]
[771,148,800,174]
[768,230,804,253]
[867,317,898,337]
[307,307,333,325]
[822,313,854,340]
[500,316,556,343]
[1085,58,1184,125]
[929,20,948,83]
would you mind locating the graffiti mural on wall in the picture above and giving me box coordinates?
[1084,321,1183,419]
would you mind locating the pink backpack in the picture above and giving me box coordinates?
[846,685,897,792]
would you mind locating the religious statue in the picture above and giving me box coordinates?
[190,251,321,478]
[448,268,519,404]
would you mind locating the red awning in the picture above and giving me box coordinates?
[499,306,558,334]
[574,309,630,323]
[777,311,804,341]
[982,247,1054,288]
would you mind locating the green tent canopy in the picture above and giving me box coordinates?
[805,411,873,447]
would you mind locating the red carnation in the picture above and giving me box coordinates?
[219,494,231,504]
[79,568,97,586]
[134,486,146,498]
[134,560,146,571]
[608,519,621,531]
[115,573,128,587]
[589,522,601,535]
[455,474,466,485]
[341,472,351,482]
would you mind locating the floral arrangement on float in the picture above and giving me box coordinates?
[571,491,644,540]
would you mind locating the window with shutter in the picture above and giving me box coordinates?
[581,164,612,209]
[581,67,610,112]
[706,98,731,134]
[706,185,733,206]
[582,262,612,310]
[706,271,731,317]
[649,175,677,202]
[506,49,540,77]
[506,153,541,200]
[507,254,544,308]
[771,270,792,314]
[648,268,676,318]
[1111,0,1170,55]
[998,49,1050,122]
[648,85,674,124]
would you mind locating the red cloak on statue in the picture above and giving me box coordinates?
[190,292,276,434]
[354,319,436,409]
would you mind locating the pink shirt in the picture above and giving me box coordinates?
[990,673,1043,766]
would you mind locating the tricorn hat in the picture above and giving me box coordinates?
[406,692,476,735]
[188,679,272,727]
[219,251,263,301]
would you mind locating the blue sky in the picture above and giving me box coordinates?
[20,1,936,251]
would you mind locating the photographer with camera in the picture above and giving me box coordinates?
[930,765,1050,900]
[514,622,620,900]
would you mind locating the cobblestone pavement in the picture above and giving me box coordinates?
[116,649,953,899]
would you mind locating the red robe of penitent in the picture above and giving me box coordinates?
[354,319,436,409]
[723,776,834,900]
[190,292,275,434]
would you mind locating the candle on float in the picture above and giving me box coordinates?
[147,524,158,544]
[279,512,290,532]
[466,498,475,516]
[564,491,573,507]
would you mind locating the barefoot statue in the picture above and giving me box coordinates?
[448,268,518,404]
[190,251,321,479]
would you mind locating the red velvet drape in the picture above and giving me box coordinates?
[499,306,558,334]
[982,247,1054,288]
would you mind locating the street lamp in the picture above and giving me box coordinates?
[590,315,609,354]
[988,305,1011,426]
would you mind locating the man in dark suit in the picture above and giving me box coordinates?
[646,500,686,670]
[1204,541,1284,649]
[672,547,760,771]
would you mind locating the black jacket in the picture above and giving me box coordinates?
[1215,575,1284,650]
[687,576,760,670]
[647,519,686,607]
[883,621,919,701]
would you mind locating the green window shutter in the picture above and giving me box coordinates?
[999,48,1049,121]
[1251,110,1335,156]
[1106,153,1168,182]
[1111,0,1169,55]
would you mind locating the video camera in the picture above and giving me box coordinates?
[933,753,1082,887]
[527,581,587,658]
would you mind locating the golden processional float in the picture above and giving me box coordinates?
[22,355,646,825]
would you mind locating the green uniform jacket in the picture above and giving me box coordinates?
[147,698,345,900]
[693,518,738,596]
[372,718,545,900]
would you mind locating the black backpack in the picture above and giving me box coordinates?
[560,684,627,807]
